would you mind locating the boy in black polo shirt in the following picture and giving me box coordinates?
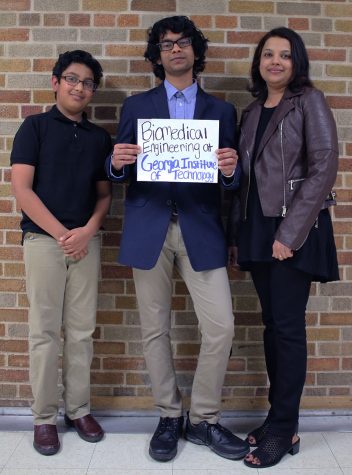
[11,50,112,455]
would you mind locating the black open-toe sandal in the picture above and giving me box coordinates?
[246,420,271,447]
[244,433,300,469]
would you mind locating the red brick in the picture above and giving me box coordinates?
[94,14,116,27]
[21,105,44,118]
[0,105,19,119]
[289,18,309,30]
[0,0,30,10]
[189,16,212,28]
[0,340,28,352]
[118,14,139,27]
[227,31,264,44]
[5,231,22,245]
[103,357,145,370]
[325,34,352,47]
[327,96,352,109]
[0,309,28,322]
[0,200,13,213]
[69,14,90,26]
[308,48,346,62]
[0,369,28,382]
[337,252,352,265]
[8,355,29,368]
[105,45,146,57]
[0,91,30,103]
[208,46,249,59]
[215,16,238,29]
[93,342,125,354]
[131,0,176,11]
[307,358,339,371]
[91,372,123,384]
[0,29,29,41]
[101,265,132,279]
[335,205,352,219]
[96,311,123,325]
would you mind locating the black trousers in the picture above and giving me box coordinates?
[250,261,312,437]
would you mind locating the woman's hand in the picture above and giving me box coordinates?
[228,246,239,269]
[272,239,293,261]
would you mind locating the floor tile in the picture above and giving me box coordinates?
[324,432,352,468]
[0,433,24,466]
[88,433,171,470]
[173,469,256,474]
[87,471,172,475]
[263,470,343,475]
[0,470,87,475]
[4,432,95,470]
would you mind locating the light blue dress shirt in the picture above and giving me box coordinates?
[164,78,197,120]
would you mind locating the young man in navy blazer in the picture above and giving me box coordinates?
[106,16,248,462]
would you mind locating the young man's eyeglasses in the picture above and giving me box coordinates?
[157,37,192,52]
[61,75,97,92]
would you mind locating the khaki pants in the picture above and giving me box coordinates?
[24,233,101,425]
[133,220,234,425]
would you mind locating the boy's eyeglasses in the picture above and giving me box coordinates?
[157,37,192,52]
[61,75,97,92]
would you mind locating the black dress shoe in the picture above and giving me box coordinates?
[33,424,60,456]
[185,414,249,460]
[149,416,184,462]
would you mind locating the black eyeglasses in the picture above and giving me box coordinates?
[61,75,97,92]
[157,37,192,52]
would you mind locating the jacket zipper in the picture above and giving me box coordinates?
[241,129,251,220]
[288,177,305,191]
[279,120,287,217]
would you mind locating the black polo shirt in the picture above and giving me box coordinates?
[10,105,112,237]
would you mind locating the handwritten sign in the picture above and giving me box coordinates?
[137,118,219,183]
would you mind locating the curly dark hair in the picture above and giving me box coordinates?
[52,50,103,87]
[144,16,208,80]
[249,27,313,100]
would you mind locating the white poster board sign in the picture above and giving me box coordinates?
[137,118,219,183]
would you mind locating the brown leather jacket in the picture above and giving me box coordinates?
[228,87,339,250]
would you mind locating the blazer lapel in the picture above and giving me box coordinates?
[193,86,209,119]
[151,83,170,119]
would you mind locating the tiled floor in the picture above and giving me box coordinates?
[0,412,351,474]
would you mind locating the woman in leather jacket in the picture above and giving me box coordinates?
[228,27,339,469]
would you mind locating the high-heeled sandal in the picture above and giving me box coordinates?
[243,433,300,469]
[246,420,271,447]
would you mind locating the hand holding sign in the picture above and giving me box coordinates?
[112,143,141,171]
[137,118,219,183]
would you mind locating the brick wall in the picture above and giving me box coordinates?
[0,0,351,412]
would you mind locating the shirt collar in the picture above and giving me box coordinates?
[164,79,198,103]
[49,104,92,130]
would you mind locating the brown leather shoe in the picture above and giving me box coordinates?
[64,414,104,442]
[33,424,60,456]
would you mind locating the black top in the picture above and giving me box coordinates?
[237,106,339,283]
[11,105,112,237]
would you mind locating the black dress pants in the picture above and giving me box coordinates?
[250,261,312,437]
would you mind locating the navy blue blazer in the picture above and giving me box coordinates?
[106,83,239,271]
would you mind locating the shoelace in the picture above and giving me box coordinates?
[156,418,181,437]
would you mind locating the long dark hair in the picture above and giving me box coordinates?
[249,27,313,100]
[144,15,208,80]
